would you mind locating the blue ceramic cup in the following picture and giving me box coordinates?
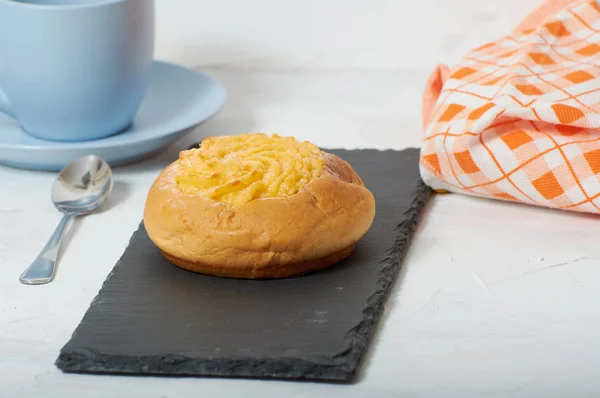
[0,0,154,141]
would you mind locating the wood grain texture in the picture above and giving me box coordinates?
[55,148,431,382]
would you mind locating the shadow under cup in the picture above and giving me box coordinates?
[0,0,155,142]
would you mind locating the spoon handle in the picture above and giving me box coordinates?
[19,214,72,285]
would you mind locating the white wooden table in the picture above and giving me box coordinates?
[2,68,600,398]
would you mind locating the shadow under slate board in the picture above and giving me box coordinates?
[56,147,431,382]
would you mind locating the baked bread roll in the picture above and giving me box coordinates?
[143,133,375,279]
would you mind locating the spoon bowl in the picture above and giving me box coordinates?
[19,155,113,285]
[53,155,113,214]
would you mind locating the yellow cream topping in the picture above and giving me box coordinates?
[175,133,324,207]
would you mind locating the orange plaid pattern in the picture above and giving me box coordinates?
[420,0,600,213]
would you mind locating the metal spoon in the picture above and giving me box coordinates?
[19,155,113,285]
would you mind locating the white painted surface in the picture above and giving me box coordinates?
[154,0,542,70]
[3,67,600,398]
[5,1,600,397]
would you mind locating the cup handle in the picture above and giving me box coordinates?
[0,87,14,117]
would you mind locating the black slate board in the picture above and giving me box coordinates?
[56,148,431,382]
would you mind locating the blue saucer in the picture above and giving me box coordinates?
[0,61,226,171]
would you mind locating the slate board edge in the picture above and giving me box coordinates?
[55,148,432,382]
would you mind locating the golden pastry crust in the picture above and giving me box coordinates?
[161,244,356,279]
[143,146,376,279]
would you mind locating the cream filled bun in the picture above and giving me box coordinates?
[143,133,375,278]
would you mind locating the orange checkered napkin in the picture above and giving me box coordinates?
[420,0,600,214]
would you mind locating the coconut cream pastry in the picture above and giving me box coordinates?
[143,133,375,279]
